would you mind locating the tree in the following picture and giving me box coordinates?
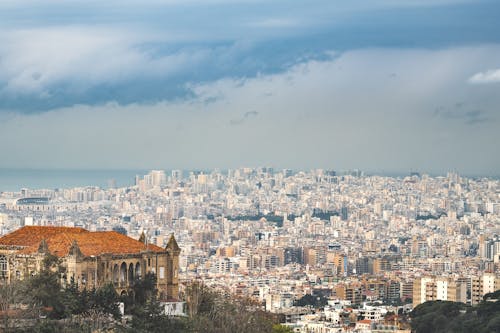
[483,289,500,301]
[22,269,66,319]
[294,294,327,308]
[410,301,468,333]
[0,281,22,332]
[129,295,179,333]
[184,281,217,317]
[272,324,294,333]
[407,300,500,333]
[128,273,186,333]
[60,278,86,316]
[17,254,122,328]
[486,314,500,332]
[42,253,60,271]
[130,272,157,307]
[184,282,277,333]
[92,282,121,319]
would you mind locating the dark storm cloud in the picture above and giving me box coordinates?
[0,0,500,113]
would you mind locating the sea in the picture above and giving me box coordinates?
[0,169,148,192]
[0,168,497,193]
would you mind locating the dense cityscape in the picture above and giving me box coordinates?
[1,168,499,332]
[1,0,500,332]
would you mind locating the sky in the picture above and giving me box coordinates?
[0,0,499,175]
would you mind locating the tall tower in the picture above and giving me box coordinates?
[165,234,181,299]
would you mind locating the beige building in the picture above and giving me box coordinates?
[0,226,181,300]
[471,272,500,305]
[413,276,467,307]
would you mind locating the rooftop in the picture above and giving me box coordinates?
[0,226,166,257]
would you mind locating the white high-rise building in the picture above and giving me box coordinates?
[150,170,167,187]
[436,278,448,300]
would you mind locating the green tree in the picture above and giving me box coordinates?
[130,272,157,307]
[294,294,327,308]
[486,314,500,332]
[184,282,277,333]
[41,253,60,271]
[272,324,294,333]
[60,278,86,316]
[92,282,121,319]
[129,294,181,333]
[127,273,187,333]
[19,254,122,326]
[0,281,22,332]
[22,269,66,319]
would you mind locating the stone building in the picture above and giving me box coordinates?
[0,226,180,300]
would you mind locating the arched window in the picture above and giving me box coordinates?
[135,262,141,279]
[113,264,119,284]
[120,262,127,284]
[128,263,134,285]
[0,255,7,279]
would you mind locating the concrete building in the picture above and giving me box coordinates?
[413,276,467,307]
[471,273,500,305]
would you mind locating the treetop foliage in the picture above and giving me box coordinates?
[1,258,288,333]
[410,292,500,333]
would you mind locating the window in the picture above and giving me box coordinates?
[159,267,165,279]
[0,255,7,279]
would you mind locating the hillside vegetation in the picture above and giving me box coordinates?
[410,290,500,333]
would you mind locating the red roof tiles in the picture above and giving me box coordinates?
[0,226,87,247]
[0,226,164,257]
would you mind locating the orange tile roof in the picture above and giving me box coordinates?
[0,226,87,247]
[0,226,165,257]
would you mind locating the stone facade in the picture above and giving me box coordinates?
[0,226,180,300]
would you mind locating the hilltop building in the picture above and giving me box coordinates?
[0,226,180,300]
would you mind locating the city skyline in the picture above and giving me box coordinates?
[0,167,498,194]
[0,1,499,174]
[1,2,499,331]
[1,164,499,331]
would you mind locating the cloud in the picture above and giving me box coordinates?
[468,68,500,84]
[0,0,500,113]
[0,46,499,175]
[0,0,476,11]
[230,111,259,125]
[1,26,288,112]
[464,110,490,124]
[434,104,491,125]
[246,18,300,28]
[376,0,477,7]
[0,0,499,113]
[0,27,209,97]
[0,24,327,112]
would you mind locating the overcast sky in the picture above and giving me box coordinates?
[0,0,499,175]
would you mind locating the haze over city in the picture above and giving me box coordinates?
[1,3,500,332]
[0,0,499,175]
